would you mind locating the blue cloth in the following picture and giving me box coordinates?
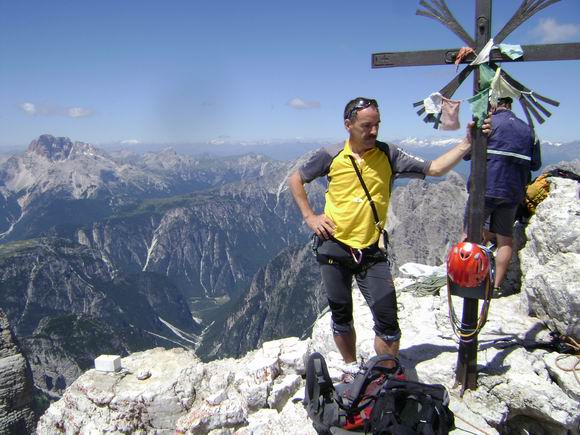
[466,109,540,204]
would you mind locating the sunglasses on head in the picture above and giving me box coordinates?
[344,98,379,120]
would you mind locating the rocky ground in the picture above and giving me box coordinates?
[36,285,579,434]
[35,175,580,434]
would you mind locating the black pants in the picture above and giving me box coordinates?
[316,238,401,342]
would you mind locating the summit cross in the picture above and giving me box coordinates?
[371,0,580,392]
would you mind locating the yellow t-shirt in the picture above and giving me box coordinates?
[324,140,392,248]
[299,140,430,249]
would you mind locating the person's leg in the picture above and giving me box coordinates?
[488,203,518,289]
[483,229,495,245]
[333,330,357,363]
[374,335,399,358]
[319,241,357,363]
[356,259,400,367]
[493,234,513,288]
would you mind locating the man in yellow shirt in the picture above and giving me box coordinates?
[288,97,489,372]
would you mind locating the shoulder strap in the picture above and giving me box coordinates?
[348,155,381,228]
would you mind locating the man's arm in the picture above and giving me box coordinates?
[427,137,471,176]
[427,118,491,177]
[288,170,335,239]
[531,136,542,172]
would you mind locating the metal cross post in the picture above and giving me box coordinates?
[372,0,580,392]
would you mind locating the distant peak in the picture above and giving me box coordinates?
[26,135,102,161]
[28,135,74,161]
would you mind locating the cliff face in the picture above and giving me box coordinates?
[198,244,326,360]
[388,171,468,273]
[75,190,308,300]
[0,309,35,434]
[0,238,199,395]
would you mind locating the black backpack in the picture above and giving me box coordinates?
[304,352,455,434]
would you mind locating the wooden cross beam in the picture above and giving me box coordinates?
[372,42,580,68]
[371,0,580,392]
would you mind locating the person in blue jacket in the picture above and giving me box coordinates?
[465,97,541,294]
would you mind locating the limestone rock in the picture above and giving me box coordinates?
[37,339,312,434]
[37,347,200,434]
[520,177,580,341]
[36,177,580,434]
[0,309,36,434]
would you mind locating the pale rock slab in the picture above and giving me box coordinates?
[520,178,580,341]
[0,309,36,435]
[267,374,302,412]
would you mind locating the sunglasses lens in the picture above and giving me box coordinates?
[346,99,378,120]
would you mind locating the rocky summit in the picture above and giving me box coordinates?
[0,309,36,434]
[36,177,579,434]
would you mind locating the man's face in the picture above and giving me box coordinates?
[345,106,380,150]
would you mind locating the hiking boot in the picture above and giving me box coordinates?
[339,361,360,383]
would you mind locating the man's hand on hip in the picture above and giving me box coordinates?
[305,214,336,240]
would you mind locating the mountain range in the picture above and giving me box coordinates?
[0,134,325,399]
[0,133,577,416]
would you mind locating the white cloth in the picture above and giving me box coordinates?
[489,68,521,107]
[423,92,443,114]
[470,38,495,66]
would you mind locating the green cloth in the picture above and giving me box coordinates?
[498,43,524,60]
[468,89,490,127]
[479,64,495,89]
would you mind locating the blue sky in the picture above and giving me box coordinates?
[1,0,579,150]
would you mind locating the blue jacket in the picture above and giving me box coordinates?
[467,109,541,204]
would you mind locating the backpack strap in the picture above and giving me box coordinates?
[369,381,455,435]
[370,390,419,435]
[304,352,333,413]
[415,394,436,435]
[348,155,384,235]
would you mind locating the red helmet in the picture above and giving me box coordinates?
[446,242,490,288]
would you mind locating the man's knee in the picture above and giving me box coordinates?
[331,320,354,336]
[374,328,401,344]
[328,299,354,335]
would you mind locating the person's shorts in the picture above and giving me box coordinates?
[316,238,401,342]
[464,197,518,237]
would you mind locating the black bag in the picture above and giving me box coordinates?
[369,379,455,435]
[304,352,455,434]
[304,351,340,434]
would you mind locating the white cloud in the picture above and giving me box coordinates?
[120,139,141,145]
[209,135,231,145]
[67,107,93,118]
[18,102,93,118]
[287,97,320,110]
[531,18,579,43]
[19,102,37,115]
